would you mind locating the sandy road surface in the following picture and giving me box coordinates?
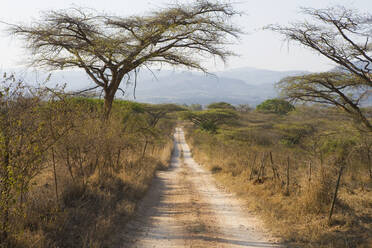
[121,128,282,248]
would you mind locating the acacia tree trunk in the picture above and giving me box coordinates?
[103,75,125,120]
[104,92,115,120]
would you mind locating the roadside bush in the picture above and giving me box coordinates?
[0,74,177,247]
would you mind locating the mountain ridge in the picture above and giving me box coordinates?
[2,66,309,106]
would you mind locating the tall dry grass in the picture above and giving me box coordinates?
[185,107,372,247]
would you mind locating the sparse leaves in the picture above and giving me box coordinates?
[278,72,372,131]
[267,6,372,84]
[268,6,372,131]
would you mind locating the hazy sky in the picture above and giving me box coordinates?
[1,0,371,72]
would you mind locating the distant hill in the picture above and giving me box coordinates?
[130,67,308,105]
[216,67,308,86]
[2,67,309,106]
[131,71,257,105]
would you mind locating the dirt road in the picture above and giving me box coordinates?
[121,127,281,247]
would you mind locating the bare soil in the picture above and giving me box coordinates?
[121,127,282,247]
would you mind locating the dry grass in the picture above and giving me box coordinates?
[185,108,372,248]
[7,141,174,248]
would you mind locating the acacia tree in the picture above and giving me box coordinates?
[180,109,238,133]
[278,72,372,130]
[138,104,184,156]
[268,6,372,131]
[9,1,241,118]
[207,101,236,110]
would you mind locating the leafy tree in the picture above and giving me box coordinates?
[9,1,241,118]
[207,101,236,110]
[180,109,238,133]
[256,98,295,115]
[268,6,372,131]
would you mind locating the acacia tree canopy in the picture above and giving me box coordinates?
[207,101,236,110]
[143,104,185,128]
[278,72,372,130]
[180,109,237,133]
[268,6,372,131]
[9,1,241,118]
[268,6,372,83]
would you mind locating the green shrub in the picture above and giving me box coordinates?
[256,98,295,115]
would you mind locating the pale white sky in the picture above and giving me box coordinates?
[0,0,371,72]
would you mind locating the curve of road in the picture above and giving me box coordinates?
[121,127,282,248]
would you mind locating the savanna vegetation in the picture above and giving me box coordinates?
[185,104,372,247]
[1,0,372,247]
[0,73,181,248]
[269,6,372,132]
[184,5,372,247]
[0,1,241,246]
